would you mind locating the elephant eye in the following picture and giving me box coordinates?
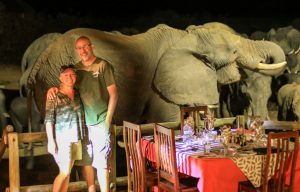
[233,50,237,54]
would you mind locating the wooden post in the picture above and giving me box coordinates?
[0,125,14,162]
[8,132,20,192]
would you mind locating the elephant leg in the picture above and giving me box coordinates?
[9,110,23,133]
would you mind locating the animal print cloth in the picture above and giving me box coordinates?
[231,154,276,187]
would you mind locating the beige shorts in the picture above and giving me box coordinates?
[53,140,82,174]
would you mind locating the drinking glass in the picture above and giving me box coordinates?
[204,112,215,133]
[220,135,229,155]
[247,116,264,144]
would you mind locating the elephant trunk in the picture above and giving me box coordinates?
[240,40,287,76]
[255,41,287,76]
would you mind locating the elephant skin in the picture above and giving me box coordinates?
[219,69,272,120]
[20,33,62,97]
[27,24,286,124]
[240,69,272,120]
[277,83,300,121]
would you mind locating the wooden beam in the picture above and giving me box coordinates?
[17,177,128,192]
[19,181,100,192]
[17,132,48,143]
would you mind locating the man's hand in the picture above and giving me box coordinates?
[47,87,59,100]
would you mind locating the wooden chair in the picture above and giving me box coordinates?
[123,121,157,192]
[154,123,198,192]
[180,105,208,133]
[238,130,299,192]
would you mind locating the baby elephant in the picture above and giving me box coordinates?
[277,82,300,121]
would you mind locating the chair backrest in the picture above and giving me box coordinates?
[154,123,180,191]
[180,105,208,133]
[123,121,146,192]
[263,131,299,192]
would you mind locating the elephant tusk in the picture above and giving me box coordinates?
[295,46,300,54]
[287,49,295,55]
[256,61,287,70]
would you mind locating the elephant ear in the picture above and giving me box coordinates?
[153,34,219,106]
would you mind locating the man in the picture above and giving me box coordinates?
[48,36,118,192]
[45,65,84,192]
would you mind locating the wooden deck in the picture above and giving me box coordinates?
[0,122,180,192]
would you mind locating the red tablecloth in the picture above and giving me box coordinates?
[141,139,300,192]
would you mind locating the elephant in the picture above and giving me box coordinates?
[20,32,62,97]
[266,26,300,74]
[201,23,273,120]
[277,82,300,121]
[27,24,286,125]
[250,26,300,74]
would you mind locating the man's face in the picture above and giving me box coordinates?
[59,68,77,87]
[75,39,94,63]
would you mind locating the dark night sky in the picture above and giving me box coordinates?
[1,0,300,35]
[16,0,299,32]
[21,0,297,17]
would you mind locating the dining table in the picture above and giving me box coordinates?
[141,135,300,192]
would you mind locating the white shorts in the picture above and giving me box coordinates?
[53,140,82,174]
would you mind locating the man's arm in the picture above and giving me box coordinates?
[105,84,118,125]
